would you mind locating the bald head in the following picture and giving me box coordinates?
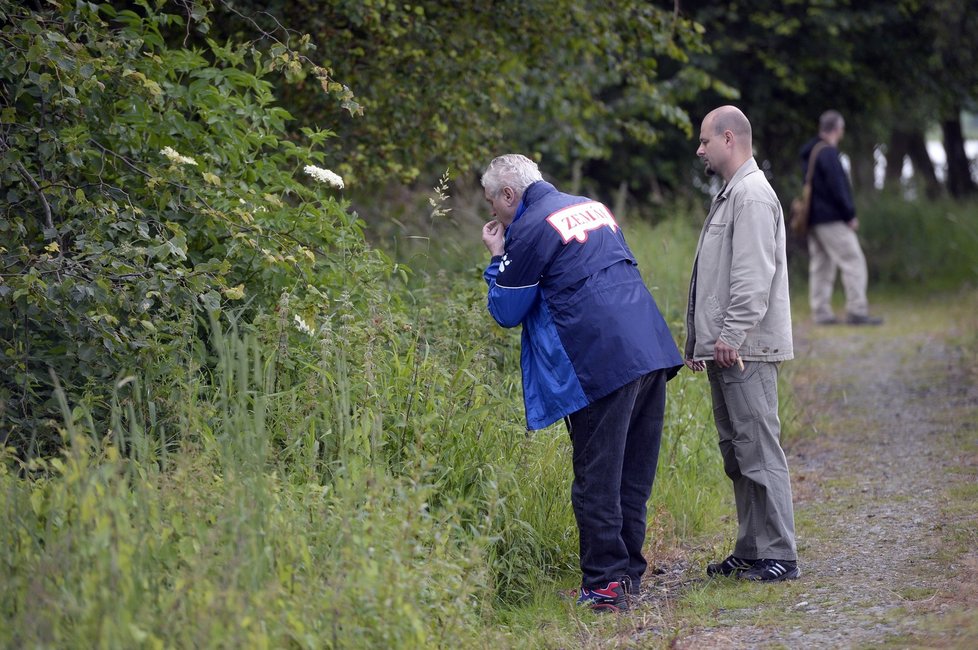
[697,105,754,182]
[709,106,752,142]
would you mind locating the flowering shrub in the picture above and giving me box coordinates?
[0,1,387,452]
[303,165,345,189]
[159,146,199,167]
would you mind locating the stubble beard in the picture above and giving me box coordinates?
[699,156,715,176]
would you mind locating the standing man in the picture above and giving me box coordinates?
[480,154,683,612]
[685,106,800,582]
[801,110,883,325]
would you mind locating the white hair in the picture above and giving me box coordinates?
[480,154,543,197]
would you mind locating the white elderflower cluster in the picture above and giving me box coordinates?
[293,314,316,337]
[159,146,198,166]
[303,165,344,189]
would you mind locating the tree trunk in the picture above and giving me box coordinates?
[569,159,583,196]
[942,113,977,199]
[613,180,628,222]
[884,130,910,190]
[888,129,942,198]
[906,130,943,199]
[846,126,877,193]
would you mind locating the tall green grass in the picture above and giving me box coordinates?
[858,193,978,288]
[1,324,505,648]
[625,207,730,540]
[1,209,731,647]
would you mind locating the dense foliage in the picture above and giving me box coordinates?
[1,0,976,646]
[0,0,390,451]
[208,0,978,210]
[214,0,720,197]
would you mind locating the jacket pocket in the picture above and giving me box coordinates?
[707,295,725,324]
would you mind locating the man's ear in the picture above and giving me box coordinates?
[503,187,516,204]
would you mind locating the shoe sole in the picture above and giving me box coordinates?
[589,602,625,613]
[706,566,746,577]
[707,559,754,577]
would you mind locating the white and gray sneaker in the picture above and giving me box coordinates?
[706,554,755,577]
[742,558,800,582]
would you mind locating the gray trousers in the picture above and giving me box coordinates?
[707,361,797,561]
[808,221,870,320]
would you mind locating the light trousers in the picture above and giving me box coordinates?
[707,361,797,561]
[808,221,870,320]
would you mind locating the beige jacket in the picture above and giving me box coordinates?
[684,158,794,362]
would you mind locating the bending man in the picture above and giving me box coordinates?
[480,154,683,611]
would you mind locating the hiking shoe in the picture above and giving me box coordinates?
[620,575,640,596]
[814,316,839,325]
[846,313,883,326]
[742,559,800,582]
[577,581,627,612]
[706,554,755,577]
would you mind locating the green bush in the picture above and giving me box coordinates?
[857,193,978,288]
[0,0,377,452]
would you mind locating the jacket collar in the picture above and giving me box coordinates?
[717,157,761,201]
[511,180,555,227]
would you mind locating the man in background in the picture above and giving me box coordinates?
[479,154,683,611]
[685,106,800,582]
[801,110,883,325]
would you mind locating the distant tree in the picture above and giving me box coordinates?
[679,0,977,200]
[679,0,910,196]
[499,2,726,202]
[927,0,978,197]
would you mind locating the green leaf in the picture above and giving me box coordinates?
[198,290,221,312]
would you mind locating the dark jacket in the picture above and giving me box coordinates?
[483,181,682,430]
[800,137,855,226]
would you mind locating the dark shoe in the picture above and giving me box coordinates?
[706,554,755,577]
[577,581,627,612]
[814,316,839,325]
[846,313,883,326]
[618,575,640,597]
[742,559,800,582]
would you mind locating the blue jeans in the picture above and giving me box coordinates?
[565,369,668,589]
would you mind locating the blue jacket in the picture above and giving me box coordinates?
[483,181,682,430]
[800,137,855,225]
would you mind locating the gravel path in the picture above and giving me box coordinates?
[661,297,978,649]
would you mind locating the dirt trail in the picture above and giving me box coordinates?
[668,294,978,649]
